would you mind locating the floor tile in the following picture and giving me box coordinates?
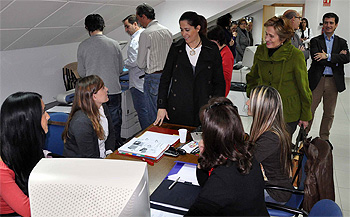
[333,156,350,172]
[338,187,350,211]
[342,209,350,217]
[335,170,350,189]
[335,186,342,209]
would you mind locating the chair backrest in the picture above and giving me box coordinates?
[308,199,342,217]
[44,112,68,155]
[63,62,79,91]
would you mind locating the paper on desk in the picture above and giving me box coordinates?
[118,131,179,160]
[151,208,183,217]
[46,106,71,113]
[167,163,199,186]
[181,141,198,154]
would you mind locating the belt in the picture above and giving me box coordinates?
[152,70,163,74]
[323,74,333,77]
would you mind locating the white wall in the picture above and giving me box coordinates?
[108,0,249,42]
[305,0,350,77]
[0,43,79,104]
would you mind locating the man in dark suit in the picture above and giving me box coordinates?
[308,12,350,148]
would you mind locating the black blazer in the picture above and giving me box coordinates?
[308,34,350,92]
[63,104,116,158]
[157,36,225,127]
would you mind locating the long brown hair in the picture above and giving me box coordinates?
[248,86,291,176]
[199,97,254,174]
[63,75,105,143]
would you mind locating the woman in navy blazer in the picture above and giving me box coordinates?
[63,75,116,158]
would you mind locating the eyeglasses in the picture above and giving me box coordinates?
[296,17,302,19]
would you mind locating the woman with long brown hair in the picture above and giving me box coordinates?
[247,85,293,204]
[186,97,268,216]
[63,75,116,158]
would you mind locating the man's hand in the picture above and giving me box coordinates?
[340,50,348,55]
[314,49,328,61]
[298,45,305,52]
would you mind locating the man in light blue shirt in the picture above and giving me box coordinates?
[308,12,350,149]
[123,15,149,130]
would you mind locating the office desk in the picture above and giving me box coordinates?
[106,123,198,193]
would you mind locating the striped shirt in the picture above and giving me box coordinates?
[137,20,172,74]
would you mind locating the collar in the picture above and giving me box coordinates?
[175,35,213,50]
[131,28,143,39]
[257,40,294,62]
[146,19,158,28]
[323,32,335,41]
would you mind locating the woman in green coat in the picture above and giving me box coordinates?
[246,16,312,136]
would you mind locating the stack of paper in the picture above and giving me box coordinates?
[118,131,179,160]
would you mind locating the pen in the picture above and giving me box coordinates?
[168,176,180,190]
[141,158,154,166]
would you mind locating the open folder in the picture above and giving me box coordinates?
[150,161,201,215]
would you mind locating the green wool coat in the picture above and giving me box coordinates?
[246,40,312,123]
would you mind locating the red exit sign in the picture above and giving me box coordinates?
[323,0,331,6]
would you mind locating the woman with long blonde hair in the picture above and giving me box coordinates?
[247,85,293,204]
[63,75,116,158]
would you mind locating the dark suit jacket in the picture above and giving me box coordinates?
[63,104,116,158]
[308,34,350,92]
[157,36,225,127]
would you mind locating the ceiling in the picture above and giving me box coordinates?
[0,0,164,51]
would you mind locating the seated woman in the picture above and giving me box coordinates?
[63,75,116,158]
[247,85,293,204]
[1,92,50,216]
[186,97,268,216]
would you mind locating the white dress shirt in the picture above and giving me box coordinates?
[125,29,145,92]
[137,20,172,74]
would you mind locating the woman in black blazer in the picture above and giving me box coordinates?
[63,75,116,158]
[155,11,225,127]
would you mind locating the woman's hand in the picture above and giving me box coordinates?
[298,120,309,129]
[153,109,169,126]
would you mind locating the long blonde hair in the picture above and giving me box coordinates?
[249,86,291,176]
[63,75,105,143]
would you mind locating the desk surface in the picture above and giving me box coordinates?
[106,123,198,193]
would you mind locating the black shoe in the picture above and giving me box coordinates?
[326,140,333,150]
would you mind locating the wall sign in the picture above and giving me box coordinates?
[323,0,331,6]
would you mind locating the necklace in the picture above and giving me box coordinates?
[188,39,202,56]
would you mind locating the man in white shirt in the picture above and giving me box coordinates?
[122,15,149,130]
[136,3,172,125]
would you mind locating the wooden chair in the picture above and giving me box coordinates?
[63,62,80,91]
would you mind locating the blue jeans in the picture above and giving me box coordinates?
[130,87,150,130]
[144,73,161,125]
[106,93,122,147]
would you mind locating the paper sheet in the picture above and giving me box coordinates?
[167,163,199,186]
[118,131,179,159]
[46,106,71,113]
[181,141,198,154]
[151,208,183,217]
